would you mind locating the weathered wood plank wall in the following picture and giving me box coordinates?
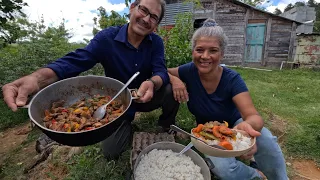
[197,0,247,64]
[200,0,296,67]
[162,0,298,67]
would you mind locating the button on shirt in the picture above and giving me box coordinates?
[46,23,169,118]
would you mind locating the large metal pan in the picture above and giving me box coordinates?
[27,75,137,146]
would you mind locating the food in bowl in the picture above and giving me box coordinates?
[43,95,124,132]
[192,121,252,151]
[135,149,204,180]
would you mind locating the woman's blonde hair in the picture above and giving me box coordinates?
[191,18,228,54]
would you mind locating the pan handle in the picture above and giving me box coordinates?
[17,95,34,109]
[18,104,29,109]
[130,89,140,100]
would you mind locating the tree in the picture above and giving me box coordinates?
[284,2,306,12]
[307,0,320,32]
[0,0,28,25]
[0,18,29,44]
[274,8,282,15]
[24,16,72,44]
[295,1,306,7]
[92,7,128,35]
[284,3,294,12]
[308,0,317,7]
[239,0,268,7]
[125,0,132,7]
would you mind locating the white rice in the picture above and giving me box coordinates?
[206,132,252,151]
[135,149,204,180]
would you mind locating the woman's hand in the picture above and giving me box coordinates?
[234,121,261,159]
[171,76,188,103]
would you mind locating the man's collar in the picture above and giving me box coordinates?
[114,23,153,44]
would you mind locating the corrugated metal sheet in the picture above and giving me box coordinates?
[294,35,320,64]
[280,6,316,34]
[160,2,193,26]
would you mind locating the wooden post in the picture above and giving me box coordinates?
[242,9,250,66]
[213,2,217,19]
[263,17,272,66]
[288,22,297,61]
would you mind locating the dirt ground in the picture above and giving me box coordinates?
[0,121,319,180]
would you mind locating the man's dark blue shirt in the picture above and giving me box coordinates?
[46,23,169,117]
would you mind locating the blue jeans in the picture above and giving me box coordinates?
[205,118,288,180]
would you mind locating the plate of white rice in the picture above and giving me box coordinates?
[133,142,211,180]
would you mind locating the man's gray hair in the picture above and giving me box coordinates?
[192,18,228,54]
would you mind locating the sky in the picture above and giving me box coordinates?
[21,0,320,43]
[264,0,320,13]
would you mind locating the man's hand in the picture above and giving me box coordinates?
[234,121,261,159]
[135,80,154,103]
[2,76,40,111]
[171,76,188,103]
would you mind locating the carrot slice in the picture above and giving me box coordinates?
[218,141,233,150]
[193,124,204,133]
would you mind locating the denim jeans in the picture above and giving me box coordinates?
[206,118,288,180]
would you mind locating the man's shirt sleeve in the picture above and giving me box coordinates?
[150,35,169,86]
[46,31,106,80]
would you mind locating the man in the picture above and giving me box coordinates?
[2,0,179,159]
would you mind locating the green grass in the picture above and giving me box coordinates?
[235,67,320,162]
[65,145,131,180]
[0,100,29,131]
[1,66,320,179]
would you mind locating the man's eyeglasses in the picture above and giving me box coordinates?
[137,5,159,24]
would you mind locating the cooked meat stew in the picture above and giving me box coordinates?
[43,95,125,132]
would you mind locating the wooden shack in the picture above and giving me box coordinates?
[160,0,302,68]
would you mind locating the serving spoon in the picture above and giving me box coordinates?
[93,72,140,120]
[170,125,226,150]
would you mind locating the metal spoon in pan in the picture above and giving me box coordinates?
[93,72,140,120]
[170,125,226,150]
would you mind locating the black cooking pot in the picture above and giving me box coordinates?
[27,75,137,146]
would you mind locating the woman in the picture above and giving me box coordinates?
[168,18,288,180]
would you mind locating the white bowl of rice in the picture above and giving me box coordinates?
[191,129,256,157]
[133,142,211,180]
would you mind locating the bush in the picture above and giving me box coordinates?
[158,12,193,68]
[0,40,85,85]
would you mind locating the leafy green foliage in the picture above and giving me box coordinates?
[239,0,268,7]
[0,17,85,86]
[284,2,305,12]
[307,0,320,33]
[0,18,29,46]
[158,12,193,68]
[0,0,27,26]
[92,7,128,36]
[273,8,282,15]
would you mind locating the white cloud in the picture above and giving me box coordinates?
[266,3,288,13]
[22,0,128,43]
[266,0,320,13]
